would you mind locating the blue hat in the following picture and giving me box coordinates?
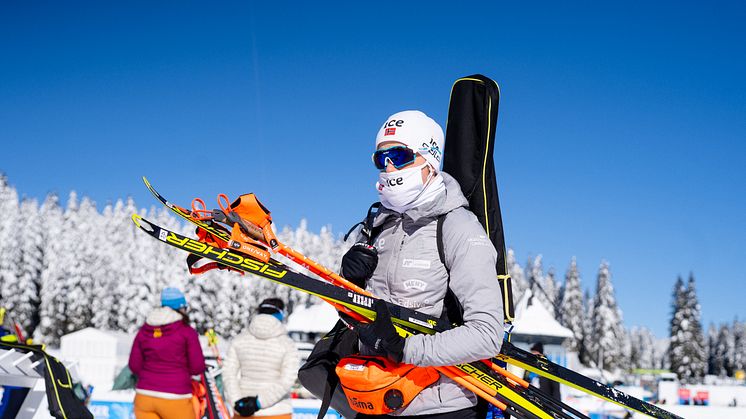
[161,287,187,310]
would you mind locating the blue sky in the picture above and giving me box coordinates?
[1,1,744,336]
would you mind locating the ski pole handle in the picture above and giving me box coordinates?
[235,217,265,241]
[215,209,265,241]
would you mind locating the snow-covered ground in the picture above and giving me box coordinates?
[563,381,746,418]
[655,405,746,418]
[566,392,746,419]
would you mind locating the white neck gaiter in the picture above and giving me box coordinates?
[376,163,445,214]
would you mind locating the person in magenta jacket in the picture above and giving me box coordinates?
[128,287,206,419]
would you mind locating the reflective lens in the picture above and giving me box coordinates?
[372,146,416,170]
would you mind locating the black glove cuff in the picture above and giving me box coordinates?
[341,242,379,288]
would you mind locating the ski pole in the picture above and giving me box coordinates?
[442,366,507,410]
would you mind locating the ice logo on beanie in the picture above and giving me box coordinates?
[420,138,442,163]
[382,119,405,129]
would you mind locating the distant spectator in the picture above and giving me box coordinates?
[223,298,299,419]
[527,342,561,401]
[129,287,205,419]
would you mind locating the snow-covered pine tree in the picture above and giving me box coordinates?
[558,257,584,353]
[506,248,527,303]
[544,267,559,317]
[524,255,535,299]
[629,326,643,370]
[685,274,707,381]
[713,323,733,377]
[275,219,347,312]
[629,327,656,370]
[654,337,670,370]
[707,323,718,375]
[210,270,237,337]
[62,195,100,333]
[732,319,746,370]
[638,327,659,368]
[621,326,633,371]
[34,194,65,344]
[0,177,21,312]
[223,274,253,338]
[580,288,594,365]
[668,274,707,383]
[668,276,686,376]
[589,261,625,371]
[107,197,141,331]
[91,201,119,330]
[110,201,158,333]
[526,255,553,311]
[184,268,224,335]
[9,199,44,336]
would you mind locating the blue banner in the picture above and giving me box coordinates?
[89,401,134,419]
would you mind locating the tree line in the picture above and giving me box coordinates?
[0,175,341,345]
[1,174,744,383]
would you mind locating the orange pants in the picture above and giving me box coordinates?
[134,394,195,419]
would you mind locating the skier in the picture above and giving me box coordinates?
[340,110,505,418]
[222,298,299,419]
[128,287,206,419]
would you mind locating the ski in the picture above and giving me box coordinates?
[143,176,233,242]
[133,215,579,419]
[198,370,230,419]
[133,214,447,335]
[497,343,680,419]
[141,179,681,419]
[201,330,231,419]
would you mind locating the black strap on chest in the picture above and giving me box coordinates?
[344,202,382,246]
[347,203,464,325]
[437,214,464,326]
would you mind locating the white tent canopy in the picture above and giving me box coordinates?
[60,327,135,390]
[287,303,338,333]
[511,290,574,339]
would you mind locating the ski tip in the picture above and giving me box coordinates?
[142,176,151,187]
[132,214,155,233]
[132,213,144,226]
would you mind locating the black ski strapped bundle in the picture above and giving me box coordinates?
[297,320,360,419]
[0,340,94,419]
[443,74,515,323]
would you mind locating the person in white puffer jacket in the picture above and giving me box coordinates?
[223,298,299,419]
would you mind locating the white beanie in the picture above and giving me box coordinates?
[375,110,445,171]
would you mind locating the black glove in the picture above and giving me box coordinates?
[234,396,260,417]
[340,243,378,288]
[355,299,405,363]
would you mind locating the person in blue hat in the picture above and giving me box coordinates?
[129,287,205,419]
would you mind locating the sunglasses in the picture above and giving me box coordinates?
[372,146,417,170]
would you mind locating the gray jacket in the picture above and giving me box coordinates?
[360,172,504,416]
